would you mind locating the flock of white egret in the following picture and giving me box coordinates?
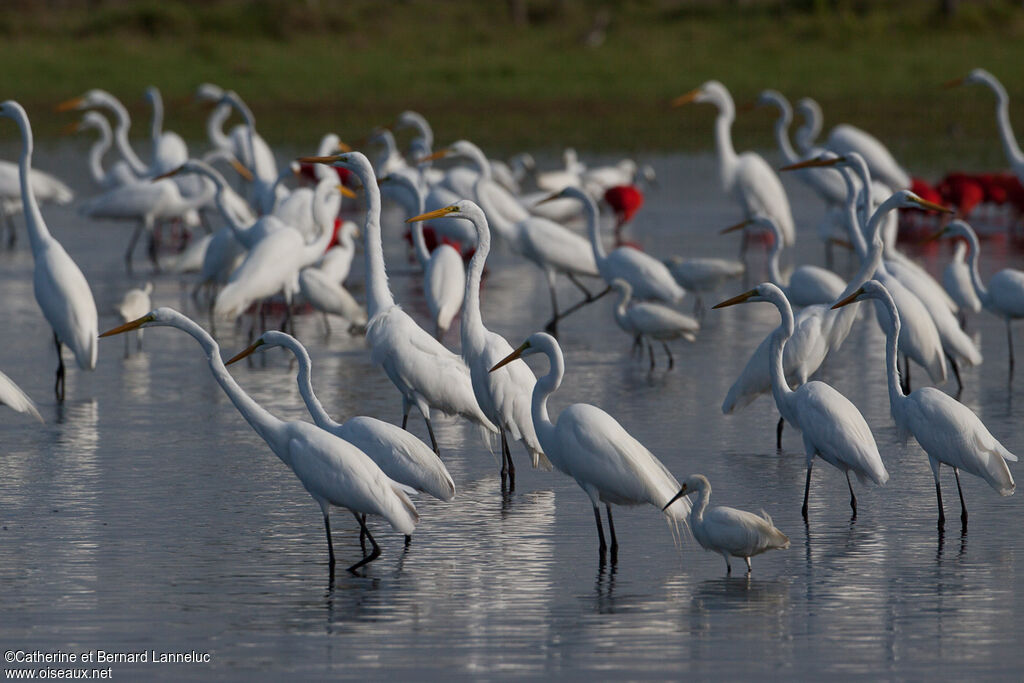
[0,66,1021,576]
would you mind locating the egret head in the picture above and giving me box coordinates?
[754,89,786,112]
[99,307,177,337]
[672,80,729,109]
[831,279,887,309]
[225,331,292,365]
[489,333,555,373]
[945,68,995,89]
[406,200,481,226]
[193,82,224,105]
[713,282,785,309]
[55,89,110,113]
[661,474,710,511]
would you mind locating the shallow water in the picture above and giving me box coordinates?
[1,143,1022,679]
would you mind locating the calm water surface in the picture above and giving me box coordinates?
[0,144,1021,679]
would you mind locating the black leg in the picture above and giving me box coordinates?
[502,426,515,491]
[662,342,674,370]
[801,463,812,520]
[647,339,655,370]
[53,332,65,402]
[605,503,618,556]
[1008,319,1015,379]
[546,285,611,333]
[935,478,946,530]
[631,333,643,357]
[324,513,336,573]
[499,426,509,490]
[904,355,912,394]
[726,556,732,575]
[401,401,410,430]
[543,273,560,336]
[567,273,594,300]
[947,353,963,399]
[424,416,440,456]
[776,417,784,450]
[3,210,16,248]
[954,467,968,527]
[347,516,381,572]
[745,557,752,574]
[846,471,857,519]
[355,512,367,553]
[593,506,607,556]
[125,223,143,275]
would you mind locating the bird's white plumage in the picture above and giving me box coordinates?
[0,370,42,422]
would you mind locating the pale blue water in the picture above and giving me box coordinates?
[0,144,1021,680]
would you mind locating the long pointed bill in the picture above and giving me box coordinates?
[490,341,529,373]
[661,486,688,511]
[55,96,85,112]
[831,287,866,309]
[829,237,853,250]
[712,289,758,309]
[780,156,843,172]
[60,121,81,136]
[152,166,184,182]
[943,76,966,89]
[910,196,955,214]
[535,192,563,206]
[923,226,951,243]
[226,340,264,366]
[719,219,752,235]
[229,158,255,182]
[418,149,451,163]
[99,314,155,338]
[671,90,700,107]
[406,206,455,223]
[338,184,357,199]
[298,154,344,165]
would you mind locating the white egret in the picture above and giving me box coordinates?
[114,281,153,353]
[935,220,1024,376]
[793,96,911,190]
[407,201,548,490]
[664,255,745,314]
[380,173,465,341]
[491,333,690,557]
[609,278,699,370]
[943,240,983,328]
[215,90,284,214]
[833,281,1015,527]
[715,284,889,520]
[550,186,684,303]
[662,474,789,574]
[298,152,497,453]
[721,216,846,307]
[142,86,188,176]
[297,266,368,335]
[226,332,455,511]
[673,81,795,250]
[64,111,136,189]
[0,370,43,422]
[0,158,73,248]
[1,101,97,400]
[946,69,1024,184]
[101,309,418,572]
[57,89,149,178]
[319,221,359,284]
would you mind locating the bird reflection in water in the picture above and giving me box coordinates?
[937,526,968,561]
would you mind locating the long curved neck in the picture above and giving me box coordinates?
[207,104,232,150]
[573,187,606,264]
[148,90,163,156]
[770,102,798,163]
[767,224,784,286]
[174,314,285,450]
[462,212,491,349]
[713,99,739,189]
[768,291,796,407]
[960,227,991,305]
[399,181,430,266]
[87,120,112,185]
[104,97,148,176]
[352,162,395,317]
[986,76,1024,169]
[530,340,564,444]
[301,182,337,261]
[838,165,868,260]
[282,337,341,431]
[13,110,51,252]
[690,485,710,525]
[472,177,515,239]
[463,145,492,180]
[848,156,874,233]
[196,167,250,235]
[875,291,906,408]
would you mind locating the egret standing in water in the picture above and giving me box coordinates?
[101,309,418,573]
[1,101,97,400]
[833,281,1016,528]
[662,474,789,574]
[491,332,689,559]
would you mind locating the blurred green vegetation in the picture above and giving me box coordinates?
[0,1,1022,172]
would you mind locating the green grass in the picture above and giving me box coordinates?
[1,1,1023,173]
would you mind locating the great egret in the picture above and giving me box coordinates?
[833,281,1016,528]
[715,284,888,520]
[101,309,418,572]
[946,69,1024,184]
[407,201,548,490]
[491,332,690,558]
[550,186,684,303]
[935,220,1024,376]
[226,332,455,508]
[64,111,136,190]
[609,278,699,370]
[673,81,795,249]
[662,474,789,574]
[57,89,149,178]
[297,265,367,335]
[1,101,97,400]
[943,240,983,327]
[0,370,43,422]
[721,216,846,307]
[142,86,188,176]
[664,255,745,315]
[792,96,911,190]
[0,158,73,248]
[380,173,465,341]
[215,90,284,214]
[114,281,153,354]
[297,152,497,453]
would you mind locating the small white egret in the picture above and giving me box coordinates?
[942,240,983,327]
[491,332,690,558]
[946,69,1024,184]
[101,309,418,573]
[833,281,1016,528]
[609,279,699,370]
[114,281,153,353]
[662,474,789,574]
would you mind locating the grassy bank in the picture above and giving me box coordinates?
[1,1,1023,171]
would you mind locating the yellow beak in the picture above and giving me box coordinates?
[910,196,955,214]
[671,89,701,108]
[418,149,451,163]
[534,191,564,206]
[60,121,82,136]
[923,226,952,243]
[337,141,353,153]
[712,289,758,309]
[298,154,345,165]
[719,219,753,235]
[831,286,866,309]
[152,166,184,182]
[338,184,357,199]
[99,314,155,338]
[226,340,264,366]
[943,76,966,89]
[406,206,454,223]
[55,96,85,113]
[490,341,529,372]
[779,156,843,172]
